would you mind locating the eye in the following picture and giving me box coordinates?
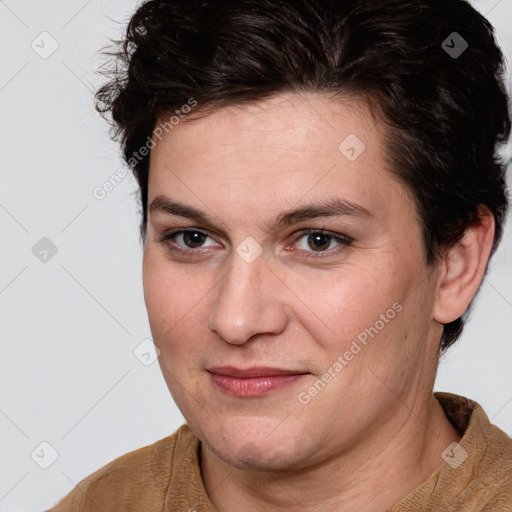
[293,229,352,256]
[159,229,219,252]
[158,228,352,258]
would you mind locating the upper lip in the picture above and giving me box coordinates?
[207,366,309,378]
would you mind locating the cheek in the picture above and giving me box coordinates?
[142,247,212,360]
[285,264,402,353]
[142,241,417,363]
[143,251,173,339]
[143,249,187,345]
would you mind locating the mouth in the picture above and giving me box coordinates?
[207,366,311,397]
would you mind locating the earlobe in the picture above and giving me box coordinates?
[432,206,495,325]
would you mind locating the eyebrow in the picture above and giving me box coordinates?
[148,195,373,232]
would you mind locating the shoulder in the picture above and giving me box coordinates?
[479,422,512,510]
[47,428,183,511]
[392,393,512,511]
[436,392,512,510]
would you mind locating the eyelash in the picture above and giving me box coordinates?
[157,228,353,259]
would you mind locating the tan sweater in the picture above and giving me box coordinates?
[47,392,512,511]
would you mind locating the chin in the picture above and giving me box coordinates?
[206,438,306,472]
[197,415,311,471]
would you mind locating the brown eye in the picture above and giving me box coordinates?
[295,230,352,255]
[159,229,218,252]
[181,231,208,248]
[306,233,332,251]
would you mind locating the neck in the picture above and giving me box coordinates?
[200,394,461,512]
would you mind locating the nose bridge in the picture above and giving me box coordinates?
[207,250,287,345]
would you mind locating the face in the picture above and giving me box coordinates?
[143,92,443,471]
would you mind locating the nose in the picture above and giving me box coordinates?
[207,250,289,345]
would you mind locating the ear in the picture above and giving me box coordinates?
[432,206,495,325]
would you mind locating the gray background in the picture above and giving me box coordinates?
[0,1,511,510]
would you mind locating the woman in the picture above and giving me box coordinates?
[49,0,512,510]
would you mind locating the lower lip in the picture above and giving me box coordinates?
[209,373,308,397]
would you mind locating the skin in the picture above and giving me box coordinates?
[142,92,495,512]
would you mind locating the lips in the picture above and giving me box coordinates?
[207,366,308,378]
[207,366,310,396]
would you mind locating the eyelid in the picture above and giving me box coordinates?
[157,228,221,250]
[287,229,353,257]
[293,228,353,245]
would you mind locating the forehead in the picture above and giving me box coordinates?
[153,92,378,157]
[147,92,414,228]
